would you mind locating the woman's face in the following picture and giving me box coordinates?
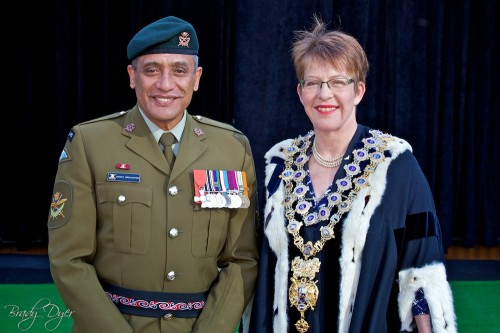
[297,61,365,135]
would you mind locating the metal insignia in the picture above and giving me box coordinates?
[124,123,136,132]
[194,128,205,136]
[178,32,190,47]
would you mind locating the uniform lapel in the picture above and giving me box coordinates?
[169,114,207,182]
[121,107,170,174]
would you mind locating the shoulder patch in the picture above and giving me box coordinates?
[67,129,75,142]
[79,110,128,125]
[58,147,72,164]
[192,115,242,134]
[48,180,73,229]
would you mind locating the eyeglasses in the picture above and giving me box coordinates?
[299,77,354,93]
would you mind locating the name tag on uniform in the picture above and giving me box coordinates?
[107,172,141,183]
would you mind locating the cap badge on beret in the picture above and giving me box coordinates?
[178,32,191,47]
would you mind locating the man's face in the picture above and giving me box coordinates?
[127,53,203,130]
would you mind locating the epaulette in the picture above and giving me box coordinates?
[192,115,242,134]
[79,110,129,125]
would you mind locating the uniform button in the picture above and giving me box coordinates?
[166,271,176,281]
[117,195,126,203]
[162,313,173,320]
[169,228,179,238]
[168,186,178,196]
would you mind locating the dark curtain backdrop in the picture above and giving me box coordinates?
[5,0,498,250]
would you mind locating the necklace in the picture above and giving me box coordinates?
[281,130,393,333]
[312,140,345,168]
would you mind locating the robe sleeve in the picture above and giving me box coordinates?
[396,155,457,332]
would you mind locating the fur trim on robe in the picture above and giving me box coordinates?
[336,135,410,332]
[398,263,457,332]
[264,138,293,332]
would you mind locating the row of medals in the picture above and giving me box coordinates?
[281,130,393,332]
[198,190,250,208]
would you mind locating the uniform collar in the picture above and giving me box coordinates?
[137,107,187,145]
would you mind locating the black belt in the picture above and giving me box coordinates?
[102,281,207,318]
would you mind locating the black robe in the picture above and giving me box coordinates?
[245,125,456,333]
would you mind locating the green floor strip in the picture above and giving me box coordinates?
[1,282,498,332]
[450,280,500,333]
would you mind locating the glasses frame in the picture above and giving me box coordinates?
[299,77,354,93]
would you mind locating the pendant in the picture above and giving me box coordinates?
[295,317,310,333]
[289,276,319,333]
[289,257,321,332]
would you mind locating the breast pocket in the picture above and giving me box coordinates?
[96,182,152,254]
[191,209,229,258]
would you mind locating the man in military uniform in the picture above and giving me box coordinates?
[47,16,259,333]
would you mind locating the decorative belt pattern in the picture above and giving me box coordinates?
[102,281,207,318]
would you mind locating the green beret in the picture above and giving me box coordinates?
[127,16,199,61]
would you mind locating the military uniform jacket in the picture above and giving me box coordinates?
[48,106,259,333]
